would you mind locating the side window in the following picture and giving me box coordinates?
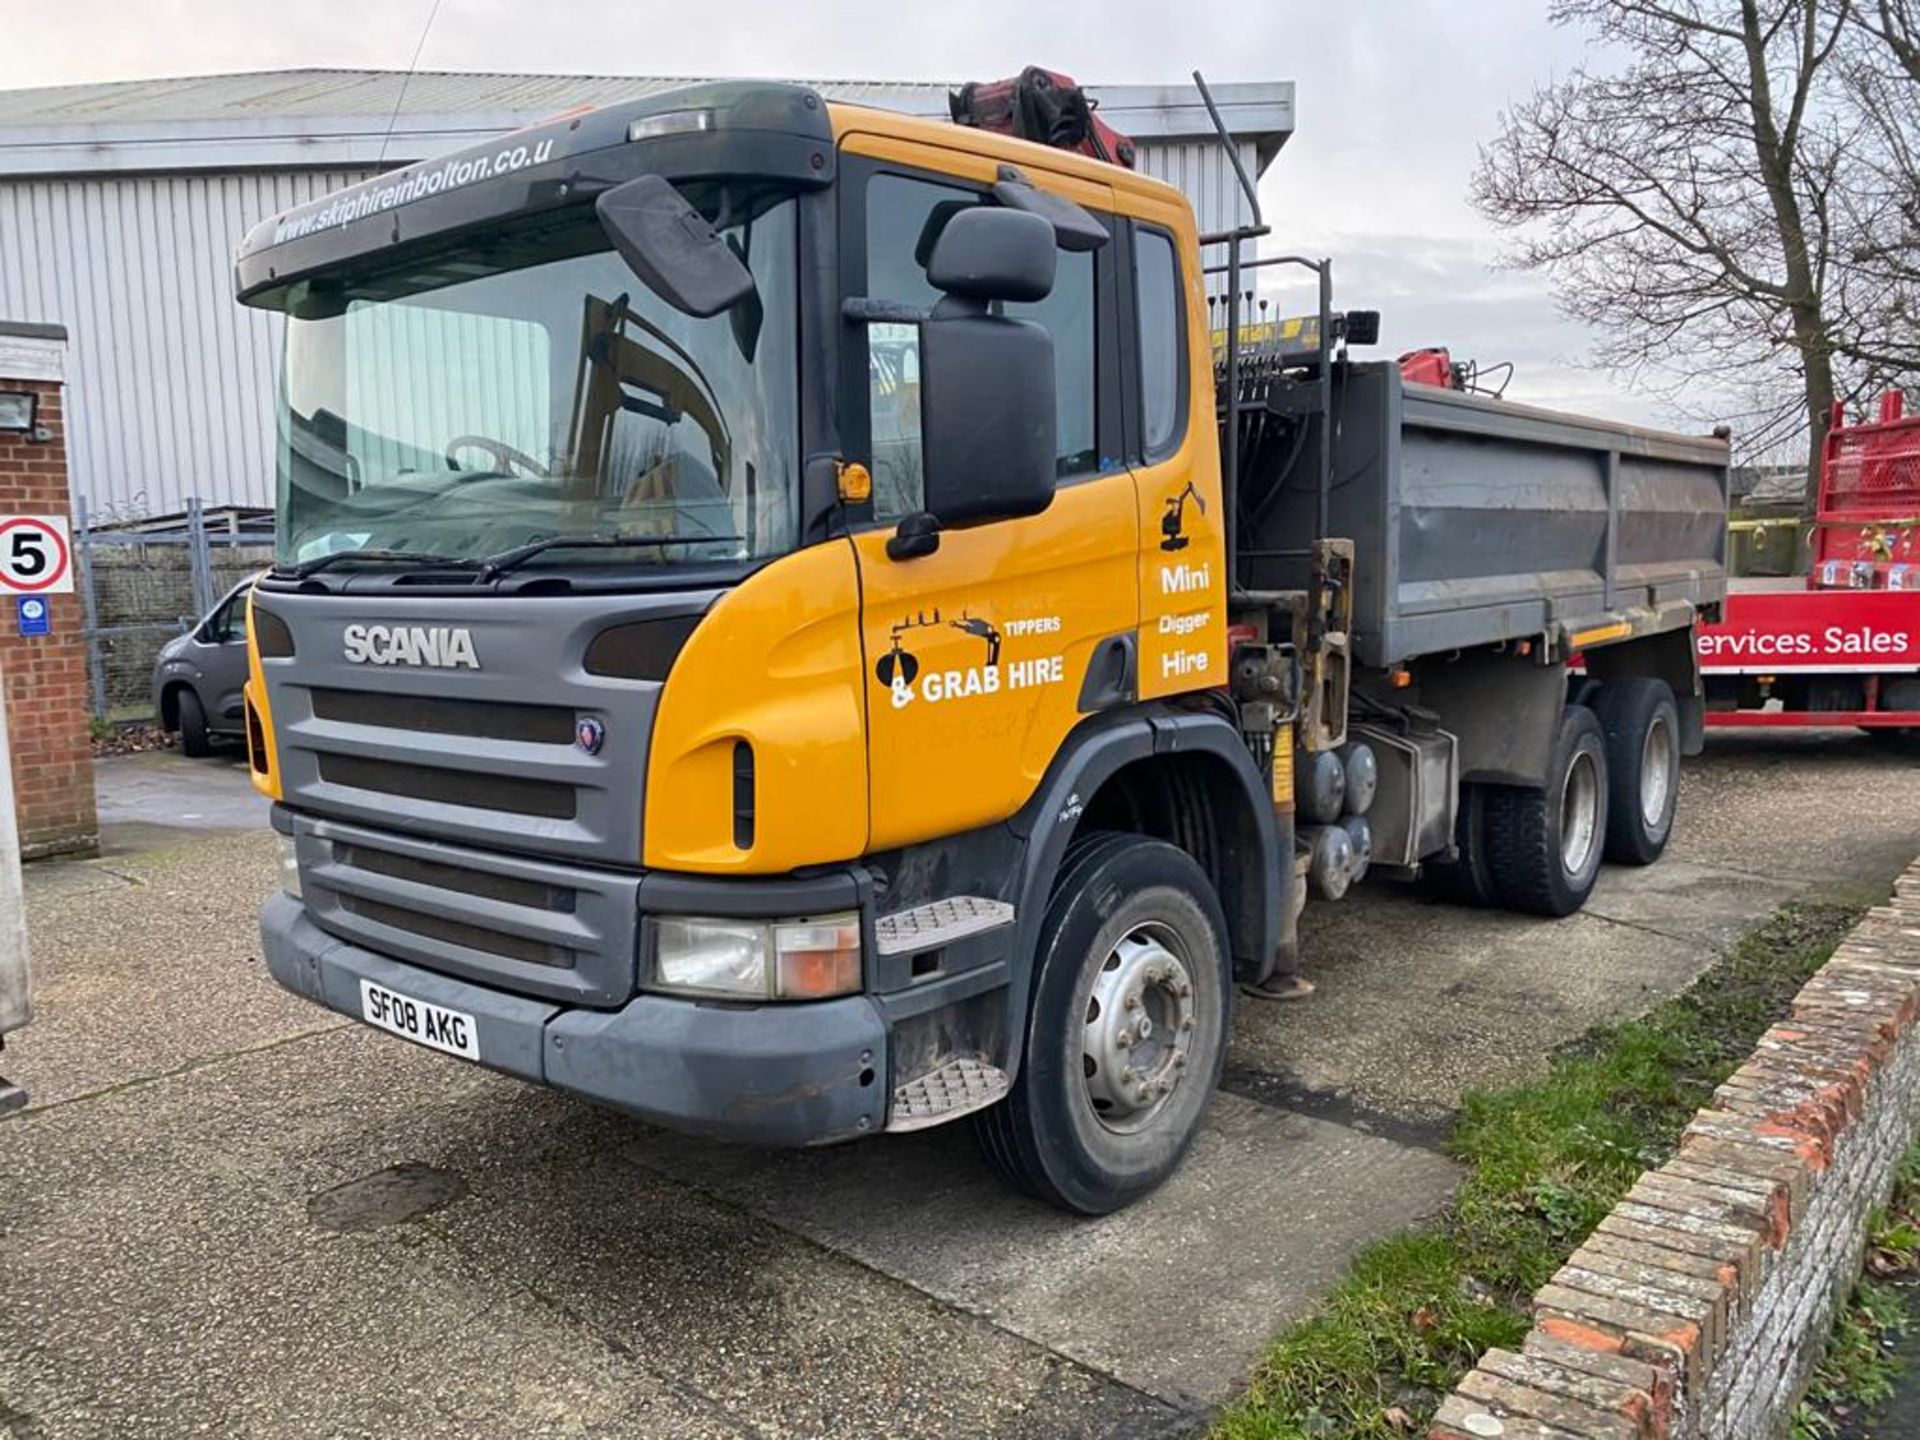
[1136,227,1185,459]
[201,591,247,644]
[864,172,1098,521]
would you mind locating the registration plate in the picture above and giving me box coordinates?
[359,979,480,1061]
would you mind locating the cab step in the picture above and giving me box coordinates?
[888,1057,1011,1132]
[0,1076,26,1118]
[873,896,1014,957]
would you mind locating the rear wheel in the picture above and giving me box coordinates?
[973,833,1230,1214]
[1423,782,1497,907]
[1863,680,1920,746]
[176,688,212,758]
[1484,705,1609,917]
[1591,678,1679,865]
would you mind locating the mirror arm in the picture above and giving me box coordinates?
[841,297,929,326]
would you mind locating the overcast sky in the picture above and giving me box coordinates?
[5,0,1686,426]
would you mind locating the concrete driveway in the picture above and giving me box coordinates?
[2,734,1915,1438]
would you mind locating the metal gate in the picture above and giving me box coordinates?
[76,496,272,723]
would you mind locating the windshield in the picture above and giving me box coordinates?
[270,185,799,572]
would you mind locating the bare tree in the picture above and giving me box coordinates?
[1473,1,1917,489]
[1832,0,1920,363]
[1859,0,1920,78]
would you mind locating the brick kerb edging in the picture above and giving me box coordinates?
[1430,859,1920,1440]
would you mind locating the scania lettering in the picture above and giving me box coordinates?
[341,624,480,669]
[239,77,1728,1213]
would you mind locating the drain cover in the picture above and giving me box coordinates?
[307,1162,467,1233]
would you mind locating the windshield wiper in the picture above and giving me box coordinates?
[281,548,489,580]
[478,533,744,579]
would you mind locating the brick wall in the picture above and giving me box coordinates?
[0,328,97,861]
[1431,861,1920,1440]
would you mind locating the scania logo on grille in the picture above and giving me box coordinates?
[575,717,606,754]
[341,623,480,669]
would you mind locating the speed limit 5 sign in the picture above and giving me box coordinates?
[0,515,73,595]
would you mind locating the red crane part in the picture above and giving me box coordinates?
[1397,348,1457,389]
[949,67,1137,169]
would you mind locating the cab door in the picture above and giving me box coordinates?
[837,134,1138,852]
[1126,204,1228,701]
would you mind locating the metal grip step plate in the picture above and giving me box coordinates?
[888,1058,1011,1132]
[873,896,1014,957]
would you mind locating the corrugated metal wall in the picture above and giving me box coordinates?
[0,168,375,521]
[0,141,1244,518]
[1136,139,1261,280]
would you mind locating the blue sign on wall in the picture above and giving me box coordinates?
[15,595,49,637]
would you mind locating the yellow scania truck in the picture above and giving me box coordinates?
[237,81,1728,1213]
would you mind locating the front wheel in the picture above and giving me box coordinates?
[177,688,212,758]
[974,833,1230,1214]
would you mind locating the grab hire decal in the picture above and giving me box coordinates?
[874,607,1065,710]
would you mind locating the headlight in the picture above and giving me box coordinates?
[276,833,302,899]
[651,912,861,1000]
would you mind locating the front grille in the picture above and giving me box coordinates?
[259,590,712,866]
[311,687,574,743]
[317,753,577,820]
[336,892,569,968]
[336,843,574,912]
[295,815,643,1006]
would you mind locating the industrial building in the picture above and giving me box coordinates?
[0,69,1292,522]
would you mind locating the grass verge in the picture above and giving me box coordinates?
[1791,1143,1920,1438]
[1210,899,1863,1440]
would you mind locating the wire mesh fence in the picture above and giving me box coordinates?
[77,496,272,723]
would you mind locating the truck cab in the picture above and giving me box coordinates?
[239,80,1725,1214]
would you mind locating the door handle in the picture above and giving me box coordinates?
[886,512,942,561]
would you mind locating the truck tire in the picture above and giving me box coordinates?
[177,688,213,758]
[973,832,1230,1214]
[1423,781,1498,907]
[1484,705,1609,917]
[1863,680,1920,745]
[1590,678,1679,865]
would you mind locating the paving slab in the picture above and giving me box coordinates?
[93,749,268,838]
[615,1090,1460,1407]
[0,1025,1181,1440]
[3,826,332,1112]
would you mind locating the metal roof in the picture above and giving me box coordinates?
[0,68,1294,178]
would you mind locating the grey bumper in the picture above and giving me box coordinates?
[260,893,888,1145]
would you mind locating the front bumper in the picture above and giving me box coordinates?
[260,892,889,1145]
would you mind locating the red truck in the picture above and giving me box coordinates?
[1698,394,1920,733]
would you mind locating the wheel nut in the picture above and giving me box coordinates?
[1116,1029,1132,1048]
[1181,1017,1194,1032]
[1125,993,1142,1011]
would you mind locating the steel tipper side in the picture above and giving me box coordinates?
[1236,361,1729,671]
[1216,321,1728,919]
[1699,393,1920,731]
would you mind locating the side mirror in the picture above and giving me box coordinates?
[917,208,1059,530]
[595,175,754,318]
